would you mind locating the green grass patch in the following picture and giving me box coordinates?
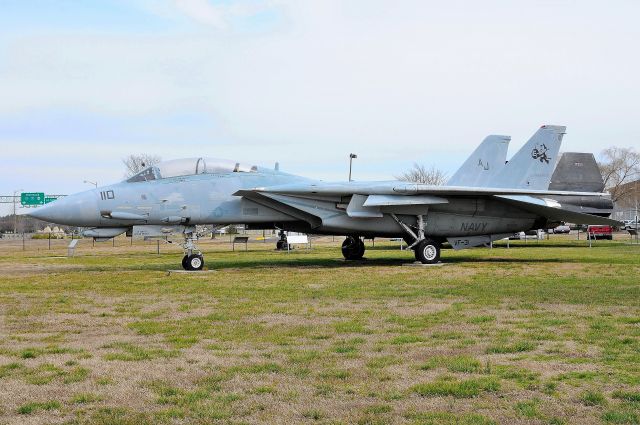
[366,355,401,369]
[494,365,540,389]
[514,398,541,418]
[334,319,367,334]
[602,410,639,424]
[17,400,61,414]
[319,368,350,381]
[419,355,481,373]
[0,362,23,378]
[486,340,537,354]
[411,376,500,398]
[468,315,496,324]
[579,390,607,406]
[103,342,178,361]
[405,411,496,424]
[612,390,640,403]
[18,363,88,385]
[72,392,103,404]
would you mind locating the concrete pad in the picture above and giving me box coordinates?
[402,261,445,267]
[167,269,216,276]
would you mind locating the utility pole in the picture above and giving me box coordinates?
[348,153,357,182]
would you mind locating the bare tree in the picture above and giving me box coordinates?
[598,147,640,203]
[123,154,162,177]
[396,163,448,185]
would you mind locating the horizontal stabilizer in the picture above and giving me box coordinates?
[496,195,622,226]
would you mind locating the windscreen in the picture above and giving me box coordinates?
[126,167,158,183]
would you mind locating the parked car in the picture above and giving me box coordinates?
[587,225,613,240]
[623,219,639,231]
[509,230,544,240]
[549,225,570,234]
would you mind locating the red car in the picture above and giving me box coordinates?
[587,225,613,240]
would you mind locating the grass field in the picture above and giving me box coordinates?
[0,236,639,424]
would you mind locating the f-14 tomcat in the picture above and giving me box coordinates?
[27,125,620,270]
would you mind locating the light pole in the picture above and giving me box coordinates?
[635,179,638,233]
[83,180,98,188]
[13,189,22,234]
[13,190,18,234]
[348,153,357,182]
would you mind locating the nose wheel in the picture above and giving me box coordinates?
[182,254,204,271]
[342,236,365,260]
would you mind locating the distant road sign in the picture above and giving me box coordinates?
[0,194,66,204]
[21,192,45,206]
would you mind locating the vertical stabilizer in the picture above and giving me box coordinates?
[447,135,510,187]
[489,125,566,189]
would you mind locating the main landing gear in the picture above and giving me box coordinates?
[275,229,289,250]
[181,227,204,271]
[342,236,365,260]
[414,238,441,264]
[391,213,441,264]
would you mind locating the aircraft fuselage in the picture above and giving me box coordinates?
[34,171,539,239]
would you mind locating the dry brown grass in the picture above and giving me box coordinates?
[0,237,638,424]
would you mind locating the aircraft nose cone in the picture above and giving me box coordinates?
[27,191,100,226]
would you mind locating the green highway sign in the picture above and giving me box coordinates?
[21,192,45,206]
[44,197,57,204]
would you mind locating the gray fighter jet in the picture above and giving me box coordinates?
[27,125,619,270]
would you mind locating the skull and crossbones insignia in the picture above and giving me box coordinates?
[531,143,550,164]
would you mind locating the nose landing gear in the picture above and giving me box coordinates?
[180,227,204,271]
[342,236,365,260]
[182,253,204,271]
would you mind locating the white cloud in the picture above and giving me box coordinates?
[172,0,227,28]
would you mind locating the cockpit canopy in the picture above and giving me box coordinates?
[126,157,258,183]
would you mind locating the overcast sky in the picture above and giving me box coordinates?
[2,0,640,214]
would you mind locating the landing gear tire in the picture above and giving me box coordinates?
[342,236,365,260]
[415,239,440,264]
[183,254,204,271]
[276,240,289,250]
